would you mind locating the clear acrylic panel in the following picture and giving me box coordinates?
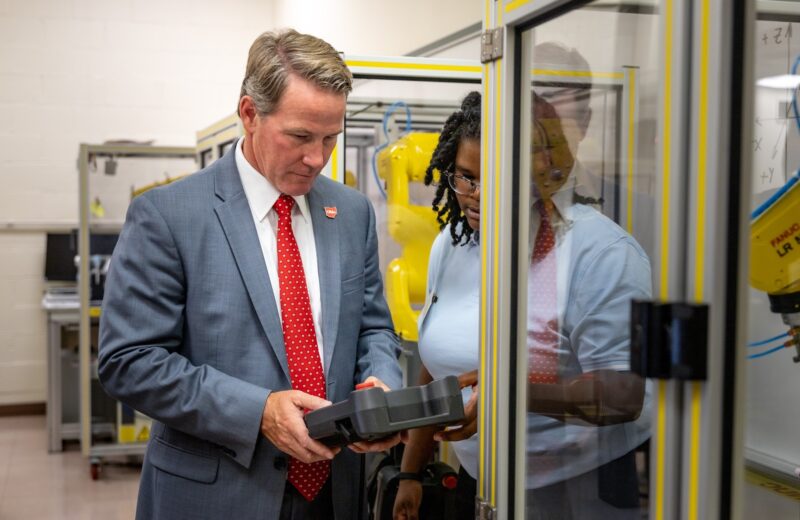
[345,79,479,342]
[519,3,659,518]
[744,8,800,517]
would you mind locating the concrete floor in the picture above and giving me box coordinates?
[1,414,798,519]
[0,415,137,519]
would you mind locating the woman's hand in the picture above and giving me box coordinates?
[457,369,478,389]
[435,370,478,442]
[393,479,423,520]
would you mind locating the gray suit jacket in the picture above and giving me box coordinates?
[98,144,401,519]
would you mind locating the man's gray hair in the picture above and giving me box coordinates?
[533,41,592,126]
[238,28,352,116]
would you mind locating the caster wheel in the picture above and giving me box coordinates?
[90,462,101,480]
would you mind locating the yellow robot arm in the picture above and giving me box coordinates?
[750,173,800,358]
[377,132,441,341]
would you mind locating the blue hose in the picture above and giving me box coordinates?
[370,102,413,200]
[748,332,790,347]
[748,344,787,360]
[382,101,412,136]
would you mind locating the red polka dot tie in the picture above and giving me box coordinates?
[528,199,560,384]
[273,194,329,501]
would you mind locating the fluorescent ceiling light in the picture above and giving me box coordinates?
[757,74,800,89]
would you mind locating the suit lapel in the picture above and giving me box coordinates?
[213,146,290,381]
[307,181,341,376]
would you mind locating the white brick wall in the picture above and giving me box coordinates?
[0,0,276,404]
[0,233,47,405]
[273,0,481,57]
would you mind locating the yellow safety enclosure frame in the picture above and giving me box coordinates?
[479,0,758,519]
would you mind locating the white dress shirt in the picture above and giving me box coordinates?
[235,138,324,365]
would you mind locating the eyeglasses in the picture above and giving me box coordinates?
[447,172,481,195]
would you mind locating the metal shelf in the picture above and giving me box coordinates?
[77,143,197,477]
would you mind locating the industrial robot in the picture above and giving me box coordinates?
[376,132,441,343]
[750,172,800,359]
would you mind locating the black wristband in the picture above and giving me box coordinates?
[396,471,423,482]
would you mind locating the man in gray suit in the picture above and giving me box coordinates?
[99,29,402,519]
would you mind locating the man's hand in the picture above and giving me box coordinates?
[261,390,340,463]
[393,479,423,520]
[435,370,478,442]
[349,376,404,453]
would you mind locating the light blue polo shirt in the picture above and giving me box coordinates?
[418,226,480,479]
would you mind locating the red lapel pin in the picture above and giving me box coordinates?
[324,206,338,219]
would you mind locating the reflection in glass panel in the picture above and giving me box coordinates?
[519,4,657,518]
[745,9,800,518]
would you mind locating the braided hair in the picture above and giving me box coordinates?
[424,91,481,246]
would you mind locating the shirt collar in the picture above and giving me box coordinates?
[550,175,575,221]
[235,137,311,223]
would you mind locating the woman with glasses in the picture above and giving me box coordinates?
[393,91,482,520]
